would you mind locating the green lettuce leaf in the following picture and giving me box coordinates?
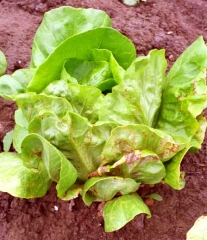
[0,49,7,76]
[0,152,51,198]
[28,112,117,181]
[103,193,151,232]
[27,27,136,93]
[100,124,183,165]
[82,176,140,205]
[97,149,166,184]
[0,133,78,198]
[99,49,167,127]
[30,6,112,67]
[157,37,207,144]
[164,147,190,190]
[15,93,73,121]
[43,80,104,123]
[0,69,35,99]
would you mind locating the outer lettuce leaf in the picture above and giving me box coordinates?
[2,128,79,199]
[31,6,112,67]
[28,112,117,181]
[99,49,167,127]
[157,37,207,144]
[103,193,151,232]
[44,80,104,123]
[0,69,35,99]
[100,124,183,165]
[97,150,166,184]
[82,176,140,205]
[0,152,51,198]
[164,147,189,190]
[0,49,7,76]
[27,28,136,93]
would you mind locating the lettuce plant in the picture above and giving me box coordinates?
[0,6,207,232]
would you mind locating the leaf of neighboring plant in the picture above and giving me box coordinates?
[15,93,73,122]
[0,49,7,76]
[44,80,104,123]
[28,112,117,181]
[101,124,183,165]
[0,69,35,99]
[164,147,190,190]
[0,152,51,198]
[31,6,112,67]
[103,193,151,232]
[0,75,25,99]
[144,193,163,201]
[82,176,140,206]
[157,37,207,144]
[187,216,207,240]
[98,150,166,184]
[99,49,167,127]
[3,130,14,152]
[27,28,136,93]
[20,134,77,198]
[123,0,140,6]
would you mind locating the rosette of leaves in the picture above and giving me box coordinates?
[0,6,207,232]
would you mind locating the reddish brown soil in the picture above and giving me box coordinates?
[0,0,207,239]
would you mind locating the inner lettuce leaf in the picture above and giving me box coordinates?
[98,49,167,127]
[27,27,136,93]
[61,58,116,91]
[43,80,104,123]
[30,6,112,68]
[0,49,7,76]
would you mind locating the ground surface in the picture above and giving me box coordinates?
[0,0,207,239]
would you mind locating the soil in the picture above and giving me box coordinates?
[0,0,207,239]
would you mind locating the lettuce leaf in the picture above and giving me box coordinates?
[30,6,112,67]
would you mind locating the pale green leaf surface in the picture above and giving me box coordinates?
[3,130,14,152]
[0,152,51,198]
[99,49,167,127]
[27,28,136,93]
[0,49,7,76]
[164,147,190,190]
[187,216,207,240]
[0,69,35,99]
[15,93,73,122]
[157,37,207,144]
[44,80,104,123]
[103,193,151,232]
[31,6,112,67]
[82,176,140,205]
